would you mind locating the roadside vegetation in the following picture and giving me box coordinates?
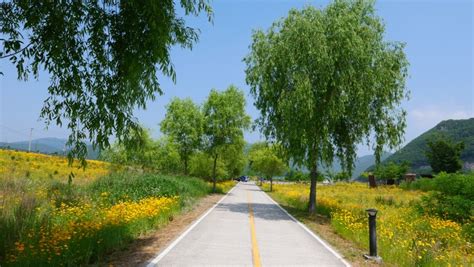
[0,149,235,266]
[1,1,472,267]
[265,132,473,266]
[262,178,473,266]
[1,83,247,266]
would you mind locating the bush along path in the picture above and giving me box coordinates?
[1,172,235,266]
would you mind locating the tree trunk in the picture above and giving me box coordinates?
[212,154,218,193]
[270,176,273,192]
[184,158,188,175]
[308,165,318,214]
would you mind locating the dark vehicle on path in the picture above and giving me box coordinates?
[239,176,249,182]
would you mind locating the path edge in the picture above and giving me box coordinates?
[145,184,239,267]
[261,189,352,267]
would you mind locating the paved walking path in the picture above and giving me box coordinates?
[147,182,350,267]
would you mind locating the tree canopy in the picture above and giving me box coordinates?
[0,0,212,164]
[374,161,409,181]
[249,143,287,191]
[425,137,465,173]
[161,98,203,174]
[244,0,409,213]
[202,85,251,191]
[100,128,182,173]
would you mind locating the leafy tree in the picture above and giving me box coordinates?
[245,1,409,213]
[153,137,182,174]
[249,144,287,191]
[100,129,181,174]
[221,138,247,178]
[374,161,409,181]
[100,127,155,169]
[161,98,203,174]
[202,85,251,192]
[425,137,465,173]
[189,151,228,180]
[0,1,212,164]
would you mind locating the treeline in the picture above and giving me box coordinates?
[100,85,250,191]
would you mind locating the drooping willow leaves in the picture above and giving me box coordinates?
[244,0,409,212]
[0,0,212,165]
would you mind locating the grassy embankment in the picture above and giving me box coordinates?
[262,181,473,266]
[0,149,234,266]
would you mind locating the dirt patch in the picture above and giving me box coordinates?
[105,194,224,267]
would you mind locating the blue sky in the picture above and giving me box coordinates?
[1,0,473,156]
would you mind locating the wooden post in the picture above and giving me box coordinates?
[404,173,416,183]
[368,174,377,188]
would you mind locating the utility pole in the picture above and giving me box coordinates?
[28,128,34,152]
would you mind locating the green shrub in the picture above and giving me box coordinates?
[418,192,473,223]
[415,172,474,223]
[374,161,409,181]
[375,195,396,206]
[462,223,474,243]
[285,170,309,181]
[400,178,436,191]
[189,152,228,181]
[1,173,215,266]
[88,173,211,204]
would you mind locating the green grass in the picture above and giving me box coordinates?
[1,172,231,266]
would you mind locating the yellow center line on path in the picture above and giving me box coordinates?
[247,192,262,267]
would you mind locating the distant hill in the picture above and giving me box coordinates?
[371,118,474,173]
[350,152,392,178]
[285,151,391,179]
[0,137,100,159]
[319,151,392,179]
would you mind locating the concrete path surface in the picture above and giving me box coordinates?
[147,182,350,267]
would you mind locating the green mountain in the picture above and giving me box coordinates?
[378,118,474,173]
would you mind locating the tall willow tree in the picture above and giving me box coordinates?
[0,1,212,164]
[244,0,409,213]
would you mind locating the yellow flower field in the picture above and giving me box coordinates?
[6,196,179,264]
[213,180,237,193]
[0,149,236,266]
[0,149,110,184]
[262,182,473,266]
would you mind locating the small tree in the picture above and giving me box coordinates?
[153,137,182,174]
[100,129,181,173]
[101,127,155,169]
[425,138,464,173]
[249,144,288,191]
[374,161,409,182]
[161,98,203,175]
[202,86,251,192]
